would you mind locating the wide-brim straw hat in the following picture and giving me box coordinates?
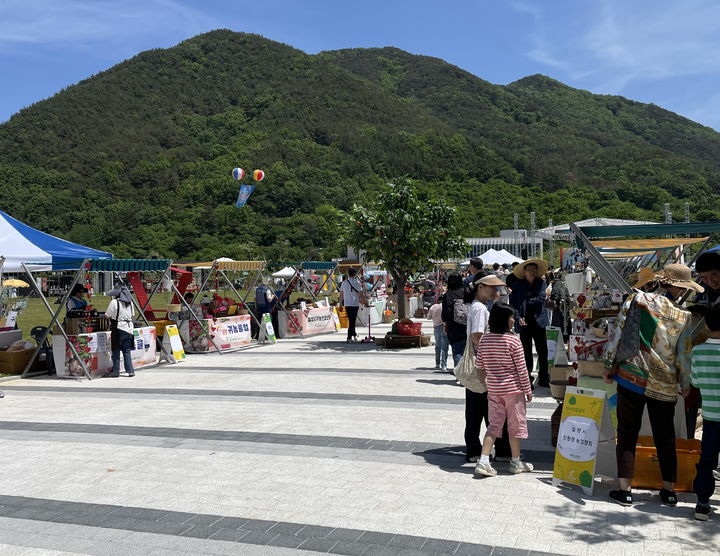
[656,264,704,293]
[631,267,656,289]
[513,258,549,279]
[475,275,506,287]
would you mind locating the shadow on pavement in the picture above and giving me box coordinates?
[415,379,462,387]
[295,340,381,352]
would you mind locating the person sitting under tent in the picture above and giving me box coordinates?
[65,283,88,312]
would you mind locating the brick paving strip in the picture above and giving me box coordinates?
[0,385,558,409]
[0,494,558,555]
[0,421,558,469]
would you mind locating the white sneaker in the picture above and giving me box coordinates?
[473,461,497,477]
[509,460,534,474]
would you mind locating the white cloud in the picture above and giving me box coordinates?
[581,0,720,89]
[0,0,217,48]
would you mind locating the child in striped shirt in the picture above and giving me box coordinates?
[473,303,534,476]
[690,304,720,521]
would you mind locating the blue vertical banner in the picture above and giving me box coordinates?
[235,185,256,207]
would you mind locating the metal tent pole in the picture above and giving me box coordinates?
[21,261,92,379]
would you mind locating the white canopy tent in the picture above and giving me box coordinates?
[478,248,523,266]
[272,266,296,279]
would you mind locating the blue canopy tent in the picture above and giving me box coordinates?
[0,210,111,272]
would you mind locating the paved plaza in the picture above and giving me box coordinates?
[0,323,717,555]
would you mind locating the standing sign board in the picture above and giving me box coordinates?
[552,387,616,495]
[258,313,276,343]
[162,324,186,363]
[546,326,568,367]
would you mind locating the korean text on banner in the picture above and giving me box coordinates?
[552,386,615,495]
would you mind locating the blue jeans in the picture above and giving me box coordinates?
[449,339,466,367]
[694,419,720,504]
[111,330,135,376]
[433,325,449,368]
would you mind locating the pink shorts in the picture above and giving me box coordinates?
[487,393,528,439]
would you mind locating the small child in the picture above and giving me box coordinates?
[690,304,720,521]
[427,289,448,371]
[473,303,534,476]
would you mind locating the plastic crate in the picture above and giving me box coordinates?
[630,436,701,492]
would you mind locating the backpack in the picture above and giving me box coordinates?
[453,299,469,325]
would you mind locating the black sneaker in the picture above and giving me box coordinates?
[695,503,711,521]
[609,489,633,507]
[660,488,678,506]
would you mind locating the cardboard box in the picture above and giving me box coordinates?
[0,348,36,374]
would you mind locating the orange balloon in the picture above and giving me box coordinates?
[252,169,265,181]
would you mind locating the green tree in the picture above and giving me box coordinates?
[347,181,467,318]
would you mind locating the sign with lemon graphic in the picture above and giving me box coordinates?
[552,387,615,495]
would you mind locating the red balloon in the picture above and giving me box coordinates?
[252,169,265,181]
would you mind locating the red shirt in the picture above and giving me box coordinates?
[475,333,532,396]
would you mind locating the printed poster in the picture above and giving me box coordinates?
[552,387,615,495]
[163,324,186,362]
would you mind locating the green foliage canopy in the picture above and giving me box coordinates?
[348,181,466,318]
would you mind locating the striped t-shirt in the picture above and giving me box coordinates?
[691,338,720,422]
[475,333,532,396]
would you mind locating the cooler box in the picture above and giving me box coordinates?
[631,436,700,492]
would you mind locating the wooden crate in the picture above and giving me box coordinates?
[384,333,422,349]
[0,349,36,374]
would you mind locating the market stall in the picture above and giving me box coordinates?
[21,258,180,379]
[180,259,270,352]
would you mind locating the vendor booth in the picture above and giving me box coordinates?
[0,211,116,375]
[21,258,184,379]
[182,259,270,352]
[272,261,340,338]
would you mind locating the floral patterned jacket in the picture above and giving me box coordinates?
[603,291,693,402]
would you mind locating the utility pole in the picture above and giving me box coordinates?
[548,218,554,267]
[530,212,536,258]
[513,213,519,257]
[664,203,672,224]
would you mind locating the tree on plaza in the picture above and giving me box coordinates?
[347,180,467,319]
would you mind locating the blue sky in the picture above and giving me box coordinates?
[2,0,720,130]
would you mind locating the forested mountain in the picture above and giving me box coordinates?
[1,30,719,260]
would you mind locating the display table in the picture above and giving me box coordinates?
[278,307,337,338]
[180,314,252,353]
[356,300,386,326]
[52,326,158,378]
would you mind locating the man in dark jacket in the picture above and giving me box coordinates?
[442,273,466,367]
[509,259,550,387]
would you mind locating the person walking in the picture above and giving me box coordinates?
[442,273,467,367]
[105,284,136,378]
[427,287,448,371]
[464,274,513,463]
[603,264,701,507]
[473,303,534,476]
[508,259,550,387]
[691,304,720,520]
[339,268,362,343]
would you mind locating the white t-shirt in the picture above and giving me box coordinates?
[106,299,134,334]
[340,278,361,307]
[466,300,490,338]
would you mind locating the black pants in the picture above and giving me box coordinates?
[519,322,548,383]
[465,389,511,459]
[694,419,720,504]
[345,305,359,339]
[616,385,677,482]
